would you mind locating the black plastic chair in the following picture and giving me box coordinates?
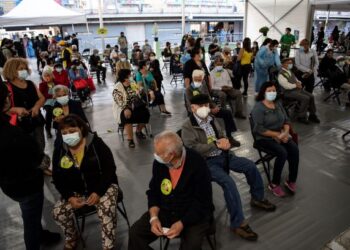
[74,187,130,249]
[323,69,341,105]
[248,115,276,184]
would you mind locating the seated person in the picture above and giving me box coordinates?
[210,57,245,119]
[112,69,150,147]
[318,49,336,90]
[135,60,171,115]
[89,49,106,84]
[115,53,131,81]
[71,45,83,62]
[142,39,153,55]
[52,85,88,139]
[149,52,163,90]
[52,114,119,250]
[39,66,56,138]
[278,58,320,124]
[110,45,120,64]
[332,56,350,106]
[208,38,221,57]
[181,94,276,242]
[53,63,70,87]
[186,69,240,147]
[170,47,183,74]
[131,48,143,70]
[128,131,214,250]
[251,81,299,197]
[162,42,172,58]
[222,46,234,70]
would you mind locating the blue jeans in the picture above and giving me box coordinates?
[207,153,264,229]
[11,191,44,250]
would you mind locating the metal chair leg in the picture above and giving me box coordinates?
[342,130,350,139]
[117,200,131,229]
[74,214,87,249]
[259,151,272,184]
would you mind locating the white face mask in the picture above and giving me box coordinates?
[154,153,173,168]
[196,106,210,119]
[120,58,126,62]
[216,66,223,71]
[56,95,69,105]
[176,51,181,55]
[56,67,63,73]
[150,56,156,61]
[265,91,277,101]
[193,81,202,88]
[62,132,81,147]
[18,70,29,80]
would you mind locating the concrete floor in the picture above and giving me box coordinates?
[1,63,350,250]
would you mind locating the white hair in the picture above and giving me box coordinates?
[154,130,183,156]
[53,85,69,96]
[192,69,205,79]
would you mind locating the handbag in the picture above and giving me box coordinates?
[73,79,89,90]
[131,94,146,110]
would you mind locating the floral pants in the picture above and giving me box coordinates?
[53,184,118,249]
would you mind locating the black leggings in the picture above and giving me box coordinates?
[240,64,252,95]
[43,105,53,131]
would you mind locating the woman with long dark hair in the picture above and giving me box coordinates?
[237,37,253,96]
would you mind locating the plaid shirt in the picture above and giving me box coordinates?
[194,114,222,157]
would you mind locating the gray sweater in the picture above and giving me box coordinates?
[251,101,289,141]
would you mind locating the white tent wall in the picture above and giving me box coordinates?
[245,0,310,43]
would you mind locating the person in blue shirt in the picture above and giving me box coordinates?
[254,39,281,93]
[135,60,171,115]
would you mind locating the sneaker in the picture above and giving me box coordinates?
[233,224,258,241]
[250,199,276,212]
[41,230,61,245]
[308,114,320,123]
[228,137,241,148]
[284,180,296,193]
[268,184,286,197]
[161,111,172,116]
[128,139,135,148]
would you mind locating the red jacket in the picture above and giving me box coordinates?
[53,70,70,87]
[39,81,54,100]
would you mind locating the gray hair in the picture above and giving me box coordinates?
[52,85,69,96]
[154,130,183,156]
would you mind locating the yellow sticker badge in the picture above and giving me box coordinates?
[53,107,64,117]
[60,156,74,169]
[161,178,172,195]
[207,135,216,144]
[215,72,222,78]
[193,90,200,96]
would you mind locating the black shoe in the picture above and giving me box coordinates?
[234,112,246,119]
[41,230,61,245]
[228,137,241,148]
[136,131,146,139]
[308,114,320,123]
[233,224,258,241]
[346,102,350,107]
[128,139,135,148]
[97,80,102,84]
[297,117,310,124]
[250,199,276,212]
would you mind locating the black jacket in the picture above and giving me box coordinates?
[0,119,44,198]
[52,132,118,200]
[147,148,214,228]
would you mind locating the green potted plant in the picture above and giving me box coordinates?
[259,26,269,36]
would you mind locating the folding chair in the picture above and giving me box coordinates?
[314,70,328,88]
[323,70,341,105]
[74,187,130,249]
[169,73,183,88]
[159,217,216,250]
[248,115,276,184]
[117,123,152,142]
[342,130,350,140]
[161,54,171,73]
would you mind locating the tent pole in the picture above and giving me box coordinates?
[98,0,105,50]
[72,24,75,33]
[86,22,90,34]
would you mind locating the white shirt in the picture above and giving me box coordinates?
[295,48,319,73]
[210,68,231,90]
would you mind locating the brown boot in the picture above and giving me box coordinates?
[233,223,258,241]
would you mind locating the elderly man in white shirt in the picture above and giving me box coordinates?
[278,58,320,124]
[210,57,246,119]
[295,39,319,94]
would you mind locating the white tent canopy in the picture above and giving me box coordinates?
[0,0,86,27]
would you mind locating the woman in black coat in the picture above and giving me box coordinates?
[149,51,164,90]
[52,114,119,250]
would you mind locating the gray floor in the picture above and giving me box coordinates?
[1,63,350,250]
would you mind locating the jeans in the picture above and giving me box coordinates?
[256,139,299,185]
[206,153,264,229]
[11,191,44,250]
[214,109,237,136]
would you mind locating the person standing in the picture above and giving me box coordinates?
[295,39,319,93]
[71,33,79,51]
[280,28,296,58]
[118,32,128,59]
[316,27,325,55]
[237,37,253,96]
[0,83,61,250]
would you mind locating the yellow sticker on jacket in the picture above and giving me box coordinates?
[207,136,216,144]
[193,90,200,96]
[215,72,222,78]
[60,156,74,169]
[161,178,172,195]
[53,107,64,117]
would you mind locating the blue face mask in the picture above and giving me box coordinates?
[18,70,29,80]
[300,47,304,52]
[62,132,81,147]
[287,64,293,70]
[265,91,277,101]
